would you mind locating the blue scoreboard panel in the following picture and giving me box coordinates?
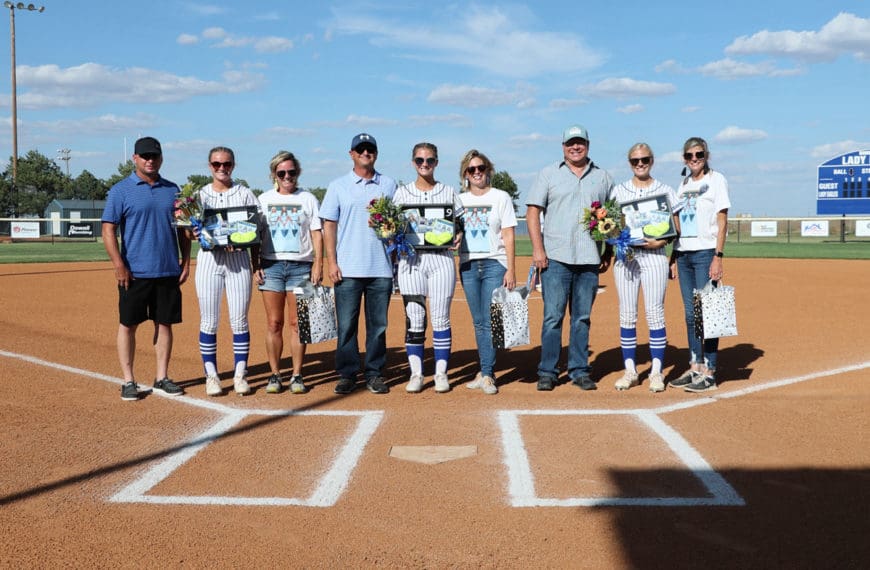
[817,150,870,215]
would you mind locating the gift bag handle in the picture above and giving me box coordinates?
[526,265,539,290]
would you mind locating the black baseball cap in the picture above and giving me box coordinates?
[134,136,162,156]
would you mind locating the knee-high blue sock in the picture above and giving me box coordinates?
[620,327,637,372]
[649,327,666,374]
[233,332,250,378]
[199,331,217,377]
[406,338,424,376]
[433,328,451,375]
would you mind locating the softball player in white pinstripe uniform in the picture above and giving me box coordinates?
[394,142,464,393]
[195,146,261,396]
[611,143,678,393]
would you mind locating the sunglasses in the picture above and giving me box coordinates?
[414,157,437,167]
[629,156,652,167]
[139,153,161,161]
[210,161,233,169]
[354,145,377,155]
[683,151,706,160]
[276,169,298,179]
[466,164,487,175]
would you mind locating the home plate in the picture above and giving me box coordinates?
[388,446,477,465]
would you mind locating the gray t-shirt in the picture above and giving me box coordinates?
[526,160,614,265]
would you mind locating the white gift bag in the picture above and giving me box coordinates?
[294,280,338,344]
[692,280,738,339]
[490,267,538,349]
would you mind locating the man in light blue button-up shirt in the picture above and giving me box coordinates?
[526,125,614,392]
[321,133,397,395]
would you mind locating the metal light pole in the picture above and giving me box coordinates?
[4,2,44,215]
[57,147,71,176]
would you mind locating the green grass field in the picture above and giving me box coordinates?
[1,237,868,264]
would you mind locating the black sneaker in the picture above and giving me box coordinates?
[265,374,283,394]
[670,370,698,388]
[684,376,718,393]
[121,381,140,401]
[334,377,357,395]
[289,374,309,394]
[571,375,597,391]
[536,376,555,391]
[153,377,184,396]
[366,377,389,394]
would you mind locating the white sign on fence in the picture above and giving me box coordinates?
[750,221,778,237]
[855,220,870,237]
[11,221,40,239]
[801,220,829,237]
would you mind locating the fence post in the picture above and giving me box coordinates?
[841,214,846,243]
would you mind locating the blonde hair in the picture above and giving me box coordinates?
[268,151,302,187]
[682,137,710,175]
[627,142,654,160]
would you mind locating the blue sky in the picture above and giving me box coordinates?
[1,1,868,216]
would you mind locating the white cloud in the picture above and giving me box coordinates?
[176,34,199,45]
[407,114,471,128]
[811,140,870,160]
[697,58,803,80]
[714,126,768,144]
[581,77,676,98]
[427,84,535,109]
[14,63,266,109]
[342,115,399,127]
[326,6,605,78]
[254,37,294,53]
[548,98,587,109]
[184,3,226,16]
[682,106,701,113]
[265,126,317,137]
[508,133,553,146]
[202,27,227,40]
[617,104,644,114]
[725,12,870,62]
[655,59,688,74]
[34,113,158,135]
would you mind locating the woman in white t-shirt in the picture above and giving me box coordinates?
[457,149,517,395]
[195,146,261,397]
[393,142,464,394]
[670,137,731,393]
[610,143,678,393]
[256,151,323,395]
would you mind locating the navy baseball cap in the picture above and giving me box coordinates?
[351,133,377,151]
[134,136,162,155]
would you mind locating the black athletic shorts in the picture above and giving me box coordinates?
[118,276,183,326]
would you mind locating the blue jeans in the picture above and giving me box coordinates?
[538,259,599,380]
[333,277,392,380]
[675,249,718,371]
[460,259,506,378]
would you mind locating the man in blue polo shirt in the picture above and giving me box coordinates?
[102,136,192,401]
[320,133,397,394]
[526,125,614,392]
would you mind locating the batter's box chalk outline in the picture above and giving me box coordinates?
[110,409,383,507]
[498,409,745,508]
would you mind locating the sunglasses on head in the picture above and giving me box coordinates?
[414,157,437,167]
[629,156,652,167]
[210,161,233,169]
[276,169,298,179]
[683,151,706,160]
[466,164,487,175]
[139,153,161,161]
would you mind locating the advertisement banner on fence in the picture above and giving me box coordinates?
[801,220,829,237]
[750,221,778,237]
[67,223,94,237]
[11,221,40,239]
[856,220,870,237]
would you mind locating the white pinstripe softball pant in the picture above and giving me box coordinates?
[613,249,669,329]
[398,251,456,331]
[195,249,253,335]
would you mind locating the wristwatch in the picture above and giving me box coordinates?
[715,251,724,258]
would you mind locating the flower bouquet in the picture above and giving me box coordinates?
[173,184,213,249]
[581,199,644,262]
[367,195,415,260]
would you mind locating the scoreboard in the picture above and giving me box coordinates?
[817,149,870,215]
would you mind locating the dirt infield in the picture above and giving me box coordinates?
[1,258,868,568]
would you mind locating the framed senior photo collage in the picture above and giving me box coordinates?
[400,203,456,249]
[619,194,677,241]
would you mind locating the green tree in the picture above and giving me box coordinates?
[490,170,520,213]
[105,160,135,189]
[186,174,211,189]
[308,186,327,204]
[61,169,108,200]
[8,150,68,216]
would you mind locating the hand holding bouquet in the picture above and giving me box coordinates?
[174,183,203,227]
[581,199,622,241]
[367,195,415,261]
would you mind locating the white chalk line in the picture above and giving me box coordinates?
[4,349,867,509]
[0,349,383,508]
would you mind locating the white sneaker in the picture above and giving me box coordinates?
[233,375,251,396]
[205,375,222,397]
[433,372,451,393]
[466,373,484,390]
[614,370,639,391]
[406,374,424,393]
[481,375,498,395]
[648,372,666,393]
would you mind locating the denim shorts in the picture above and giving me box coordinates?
[258,259,312,292]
